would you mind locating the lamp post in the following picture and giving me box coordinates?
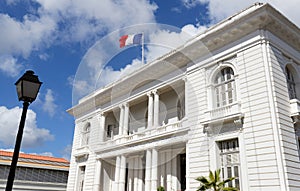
[5,70,42,191]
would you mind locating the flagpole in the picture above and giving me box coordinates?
[141,32,144,65]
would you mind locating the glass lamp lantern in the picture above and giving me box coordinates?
[15,70,42,103]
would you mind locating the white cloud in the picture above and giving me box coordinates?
[181,0,300,27]
[0,0,158,78]
[0,55,23,77]
[181,0,207,9]
[145,24,207,62]
[35,0,158,43]
[0,106,54,148]
[39,53,49,61]
[181,24,207,36]
[42,89,58,117]
[0,13,57,58]
[61,144,72,160]
[28,151,54,157]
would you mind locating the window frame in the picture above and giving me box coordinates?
[81,122,90,146]
[218,138,241,190]
[213,66,236,108]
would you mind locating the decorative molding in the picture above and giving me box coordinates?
[234,116,244,126]
[152,89,160,95]
[75,154,89,163]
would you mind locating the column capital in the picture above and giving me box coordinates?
[119,104,124,109]
[182,76,187,82]
[152,89,159,95]
[124,102,129,107]
[147,92,152,97]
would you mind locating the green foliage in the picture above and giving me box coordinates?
[196,169,239,191]
[157,186,165,191]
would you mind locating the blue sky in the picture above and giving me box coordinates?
[0,0,299,160]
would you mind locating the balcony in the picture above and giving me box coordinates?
[290,99,300,117]
[202,102,243,125]
[100,118,187,148]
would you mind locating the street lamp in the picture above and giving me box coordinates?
[5,70,42,191]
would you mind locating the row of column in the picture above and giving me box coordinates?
[93,149,179,191]
[146,149,178,191]
[98,90,160,140]
[127,156,143,191]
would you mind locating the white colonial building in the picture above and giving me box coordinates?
[66,3,300,191]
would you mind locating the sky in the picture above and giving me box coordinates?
[0,0,299,160]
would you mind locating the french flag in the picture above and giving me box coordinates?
[119,33,143,48]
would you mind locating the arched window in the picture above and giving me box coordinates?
[82,123,90,146]
[214,67,236,107]
[286,66,297,99]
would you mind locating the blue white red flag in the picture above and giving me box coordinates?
[119,33,143,48]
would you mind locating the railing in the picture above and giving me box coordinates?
[204,102,241,121]
[290,99,300,116]
[100,119,184,147]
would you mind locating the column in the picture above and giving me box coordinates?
[153,90,160,128]
[151,148,158,191]
[93,159,102,191]
[99,113,106,142]
[147,92,153,129]
[166,151,172,191]
[128,159,134,191]
[119,155,126,191]
[160,152,165,188]
[114,156,121,190]
[133,157,139,191]
[119,105,124,135]
[145,149,152,191]
[123,103,129,135]
[172,150,177,191]
[138,157,144,191]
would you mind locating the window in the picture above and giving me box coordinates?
[286,66,297,99]
[218,138,240,189]
[214,67,236,107]
[82,123,90,146]
[77,166,86,191]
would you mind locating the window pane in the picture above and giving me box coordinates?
[286,66,297,99]
[227,167,232,187]
[214,67,236,107]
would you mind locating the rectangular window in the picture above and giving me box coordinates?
[78,166,86,191]
[219,138,240,189]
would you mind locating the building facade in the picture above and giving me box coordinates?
[0,150,69,191]
[67,3,300,191]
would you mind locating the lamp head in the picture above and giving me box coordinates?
[15,70,42,103]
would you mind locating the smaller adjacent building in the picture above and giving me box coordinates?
[0,150,69,191]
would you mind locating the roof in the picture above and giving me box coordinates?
[0,150,69,170]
